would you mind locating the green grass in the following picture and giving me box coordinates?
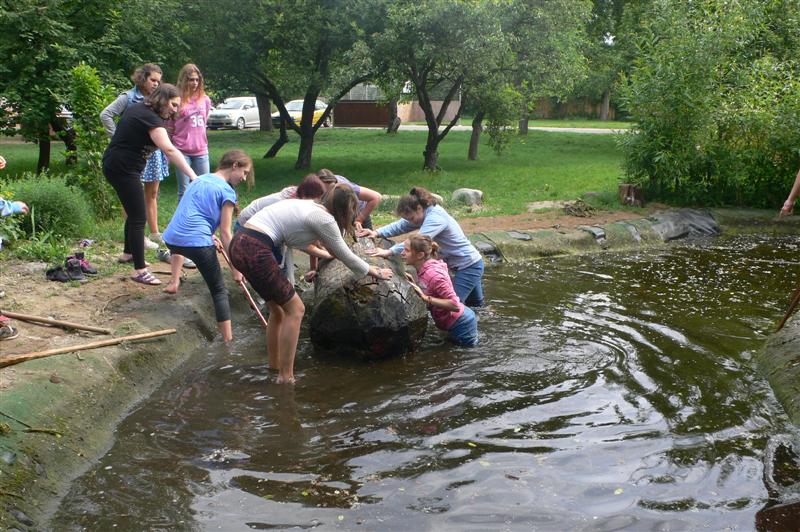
[2,127,628,231]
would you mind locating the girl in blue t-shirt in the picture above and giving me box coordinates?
[162,150,254,341]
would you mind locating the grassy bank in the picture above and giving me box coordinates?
[1,127,626,242]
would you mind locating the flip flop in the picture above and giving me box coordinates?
[131,271,162,286]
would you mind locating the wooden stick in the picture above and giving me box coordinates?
[0,310,111,335]
[217,246,269,329]
[777,284,800,331]
[0,329,176,369]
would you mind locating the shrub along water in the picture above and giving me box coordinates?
[9,173,93,238]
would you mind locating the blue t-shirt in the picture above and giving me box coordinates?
[163,173,237,247]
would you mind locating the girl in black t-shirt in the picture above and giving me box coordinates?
[102,83,198,286]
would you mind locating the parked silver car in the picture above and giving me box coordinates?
[207,97,260,130]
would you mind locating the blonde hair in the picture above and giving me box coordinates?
[217,149,254,189]
[176,63,206,105]
[408,235,439,260]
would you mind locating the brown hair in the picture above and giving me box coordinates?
[396,186,438,216]
[144,83,179,119]
[408,235,440,260]
[176,63,206,105]
[217,149,254,189]
[131,63,162,91]
[322,184,358,238]
[316,168,338,186]
[296,173,326,199]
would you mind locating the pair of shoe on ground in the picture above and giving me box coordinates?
[145,231,196,269]
[46,256,97,282]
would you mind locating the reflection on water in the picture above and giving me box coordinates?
[54,235,800,530]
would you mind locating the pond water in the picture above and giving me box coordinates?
[53,234,800,530]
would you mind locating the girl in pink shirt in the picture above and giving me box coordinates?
[403,235,478,347]
[173,64,212,202]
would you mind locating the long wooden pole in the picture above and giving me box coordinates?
[217,246,269,329]
[0,310,112,335]
[0,329,176,369]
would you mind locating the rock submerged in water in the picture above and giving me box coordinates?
[308,237,428,360]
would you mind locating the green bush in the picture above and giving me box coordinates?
[9,173,94,238]
[67,62,117,218]
[619,1,800,207]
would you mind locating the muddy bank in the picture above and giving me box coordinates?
[0,273,257,530]
[2,207,800,529]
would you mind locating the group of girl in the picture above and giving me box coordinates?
[101,64,484,385]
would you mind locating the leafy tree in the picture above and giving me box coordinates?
[188,0,387,170]
[375,0,509,171]
[505,0,591,135]
[0,0,188,172]
[619,0,800,206]
[67,63,117,217]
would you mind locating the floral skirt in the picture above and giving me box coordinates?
[140,150,169,183]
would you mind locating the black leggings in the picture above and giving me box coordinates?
[166,243,230,323]
[106,172,147,269]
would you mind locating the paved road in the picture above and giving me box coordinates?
[395,124,624,134]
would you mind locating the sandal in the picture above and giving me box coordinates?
[131,270,162,286]
[0,324,19,340]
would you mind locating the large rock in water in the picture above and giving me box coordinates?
[308,237,428,359]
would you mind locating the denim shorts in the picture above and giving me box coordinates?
[448,306,478,347]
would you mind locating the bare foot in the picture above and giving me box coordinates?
[276,374,295,384]
[162,281,179,294]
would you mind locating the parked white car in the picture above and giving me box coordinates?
[208,97,259,130]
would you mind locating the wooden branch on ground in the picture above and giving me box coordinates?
[0,329,177,369]
[0,310,112,334]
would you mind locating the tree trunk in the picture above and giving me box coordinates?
[255,91,274,132]
[468,110,485,161]
[263,121,288,158]
[600,89,610,121]
[423,132,439,171]
[518,97,529,136]
[386,98,400,133]
[36,132,50,173]
[50,118,77,165]
[294,128,314,170]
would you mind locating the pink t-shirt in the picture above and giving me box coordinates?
[416,258,464,331]
[171,95,211,156]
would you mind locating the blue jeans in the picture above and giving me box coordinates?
[448,306,478,346]
[176,153,210,201]
[453,258,485,307]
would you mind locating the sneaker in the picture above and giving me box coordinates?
[0,324,19,340]
[157,249,172,264]
[183,256,197,269]
[144,236,159,250]
[149,232,163,244]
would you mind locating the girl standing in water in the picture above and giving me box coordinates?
[161,149,253,341]
[360,186,485,307]
[229,185,393,384]
[402,235,478,347]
